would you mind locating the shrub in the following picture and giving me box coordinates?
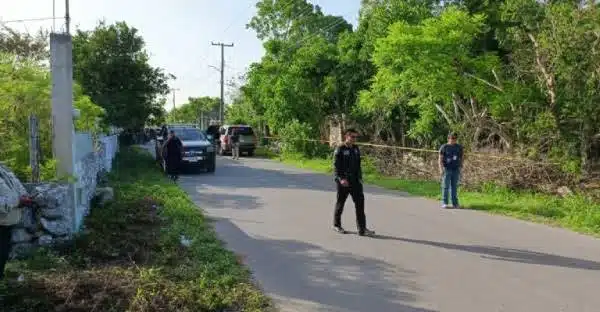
[0,53,104,181]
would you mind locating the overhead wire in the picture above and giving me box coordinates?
[0,17,58,24]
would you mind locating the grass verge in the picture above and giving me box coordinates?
[0,146,271,312]
[261,149,600,236]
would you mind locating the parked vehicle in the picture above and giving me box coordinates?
[218,125,257,156]
[155,124,216,173]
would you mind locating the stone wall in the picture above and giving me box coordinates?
[73,134,118,231]
[11,183,74,256]
[7,134,119,258]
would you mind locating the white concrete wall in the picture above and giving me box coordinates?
[72,133,119,231]
[74,132,94,161]
[98,135,119,172]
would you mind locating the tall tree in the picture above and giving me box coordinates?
[0,26,48,61]
[72,21,171,131]
[167,96,220,124]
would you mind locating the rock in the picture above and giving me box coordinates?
[29,183,73,222]
[40,207,63,220]
[30,183,70,210]
[37,235,54,246]
[96,170,110,186]
[557,186,573,197]
[10,243,34,258]
[11,228,33,244]
[20,206,38,232]
[93,187,114,206]
[40,217,70,236]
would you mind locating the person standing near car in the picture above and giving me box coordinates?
[163,130,183,182]
[206,121,220,143]
[439,132,464,209]
[230,128,240,160]
[333,129,375,237]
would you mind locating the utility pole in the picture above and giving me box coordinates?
[65,0,70,34]
[211,42,234,124]
[170,88,180,111]
[52,0,56,32]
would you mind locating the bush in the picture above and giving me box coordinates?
[279,120,330,158]
[0,53,104,181]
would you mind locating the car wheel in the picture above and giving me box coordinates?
[247,149,255,157]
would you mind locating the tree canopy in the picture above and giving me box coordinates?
[228,0,600,175]
[167,96,220,124]
[72,21,172,131]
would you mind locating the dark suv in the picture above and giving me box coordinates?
[155,124,216,173]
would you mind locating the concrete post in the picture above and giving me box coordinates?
[50,33,77,233]
[50,33,75,177]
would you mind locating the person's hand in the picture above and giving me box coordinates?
[340,179,349,187]
[19,195,33,207]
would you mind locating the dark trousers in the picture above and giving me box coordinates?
[334,180,366,231]
[165,157,180,181]
[0,225,12,279]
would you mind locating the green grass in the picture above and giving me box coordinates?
[273,152,600,236]
[0,146,271,312]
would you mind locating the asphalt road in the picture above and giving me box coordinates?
[178,155,600,312]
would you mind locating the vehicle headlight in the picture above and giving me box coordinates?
[206,145,214,153]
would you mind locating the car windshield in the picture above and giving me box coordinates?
[173,128,205,141]
[230,127,254,135]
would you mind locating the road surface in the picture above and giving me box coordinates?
[178,156,600,312]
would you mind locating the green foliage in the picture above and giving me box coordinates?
[72,21,171,131]
[2,147,271,311]
[0,52,104,180]
[232,0,600,178]
[278,119,329,157]
[73,83,106,134]
[0,25,48,61]
[167,96,220,124]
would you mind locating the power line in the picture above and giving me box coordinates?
[221,1,256,35]
[0,17,58,24]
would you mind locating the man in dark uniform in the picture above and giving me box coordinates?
[162,130,183,182]
[206,121,220,142]
[333,128,375,237]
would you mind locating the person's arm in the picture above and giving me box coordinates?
[438,144,445,173]
[333,147,346,183]
[162,138,171,158]
[357,147,363,182]
[458,144,464,169]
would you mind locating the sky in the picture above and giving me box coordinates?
[1,0,361,110]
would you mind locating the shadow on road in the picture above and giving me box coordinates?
[212,218,438,312]
[185,189,263,210]
[193,157,412,198]
[373,235,600,271]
